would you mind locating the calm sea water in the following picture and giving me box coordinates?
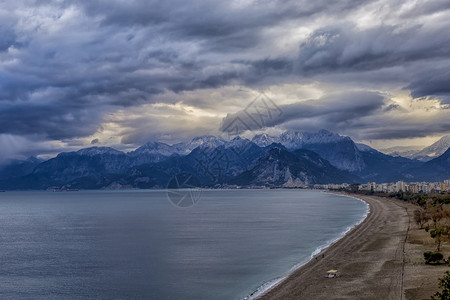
[0,189,367,299]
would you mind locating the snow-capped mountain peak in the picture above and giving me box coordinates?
[417,135,450,158]
[76,147,124,156]
[278,130,305,149]
[302,129,346,144]
[224,136,252,149]
[251,130,349,149]
[384,134,450,161]
[129,142,174,157]
[188,135,226,149]
[251,133,278,147]
[356,143,378,153]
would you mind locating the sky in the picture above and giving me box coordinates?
[0,0,450,162]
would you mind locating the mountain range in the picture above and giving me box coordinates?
[0,130,448,190]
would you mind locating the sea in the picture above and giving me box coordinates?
[0,189,368,299]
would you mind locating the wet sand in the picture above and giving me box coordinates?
[259,193,444,300]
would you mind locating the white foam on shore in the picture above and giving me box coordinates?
[244,192,370,300]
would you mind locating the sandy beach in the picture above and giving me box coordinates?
[259,193,447,300]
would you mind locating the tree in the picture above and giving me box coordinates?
[414,209,431,229]
[432,271,450,300]
[426,204,450,251]
[430,227,448,252]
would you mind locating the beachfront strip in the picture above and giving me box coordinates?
[315,179,450,194]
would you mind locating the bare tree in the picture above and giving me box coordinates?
[414,209,431,229]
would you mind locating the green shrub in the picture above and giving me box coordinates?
[425,251,444,264]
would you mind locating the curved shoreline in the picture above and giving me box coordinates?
[245,192,370,299]
[257,193,410,299]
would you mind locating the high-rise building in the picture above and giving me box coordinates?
[396,181,406,192]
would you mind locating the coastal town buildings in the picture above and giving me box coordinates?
[316,180,450,194]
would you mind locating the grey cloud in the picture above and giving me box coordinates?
[383,104,401,112]
[296,22,450,74]
[0,26,16,51]
[78,1,370,32]
[279,107,450,141]
[220,91,385,134]
[407,67,450,101]
[294,16,450,106]
[0,133,76,164]
[246,58,294,81]
[217,89,450,143]
[398,0,450,17]
[356,123,450,140]
[118,115,218,146]
[0,103,102,140]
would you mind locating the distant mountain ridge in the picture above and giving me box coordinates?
[382,135,450,161]
[0,157,43,180]
[0,130,447,190]
[413,135,450,160]
[399,147,450,181]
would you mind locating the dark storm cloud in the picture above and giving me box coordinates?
[296,23,450,74]
[245,58,294,83]
[0,103,101,140]
[220,91,385,133]
[0,26,16,52]
[293,13,450,110]
[68,0,381,59]
[356,121,450,140]
[77,0,371,35]
[407,67,450,101]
